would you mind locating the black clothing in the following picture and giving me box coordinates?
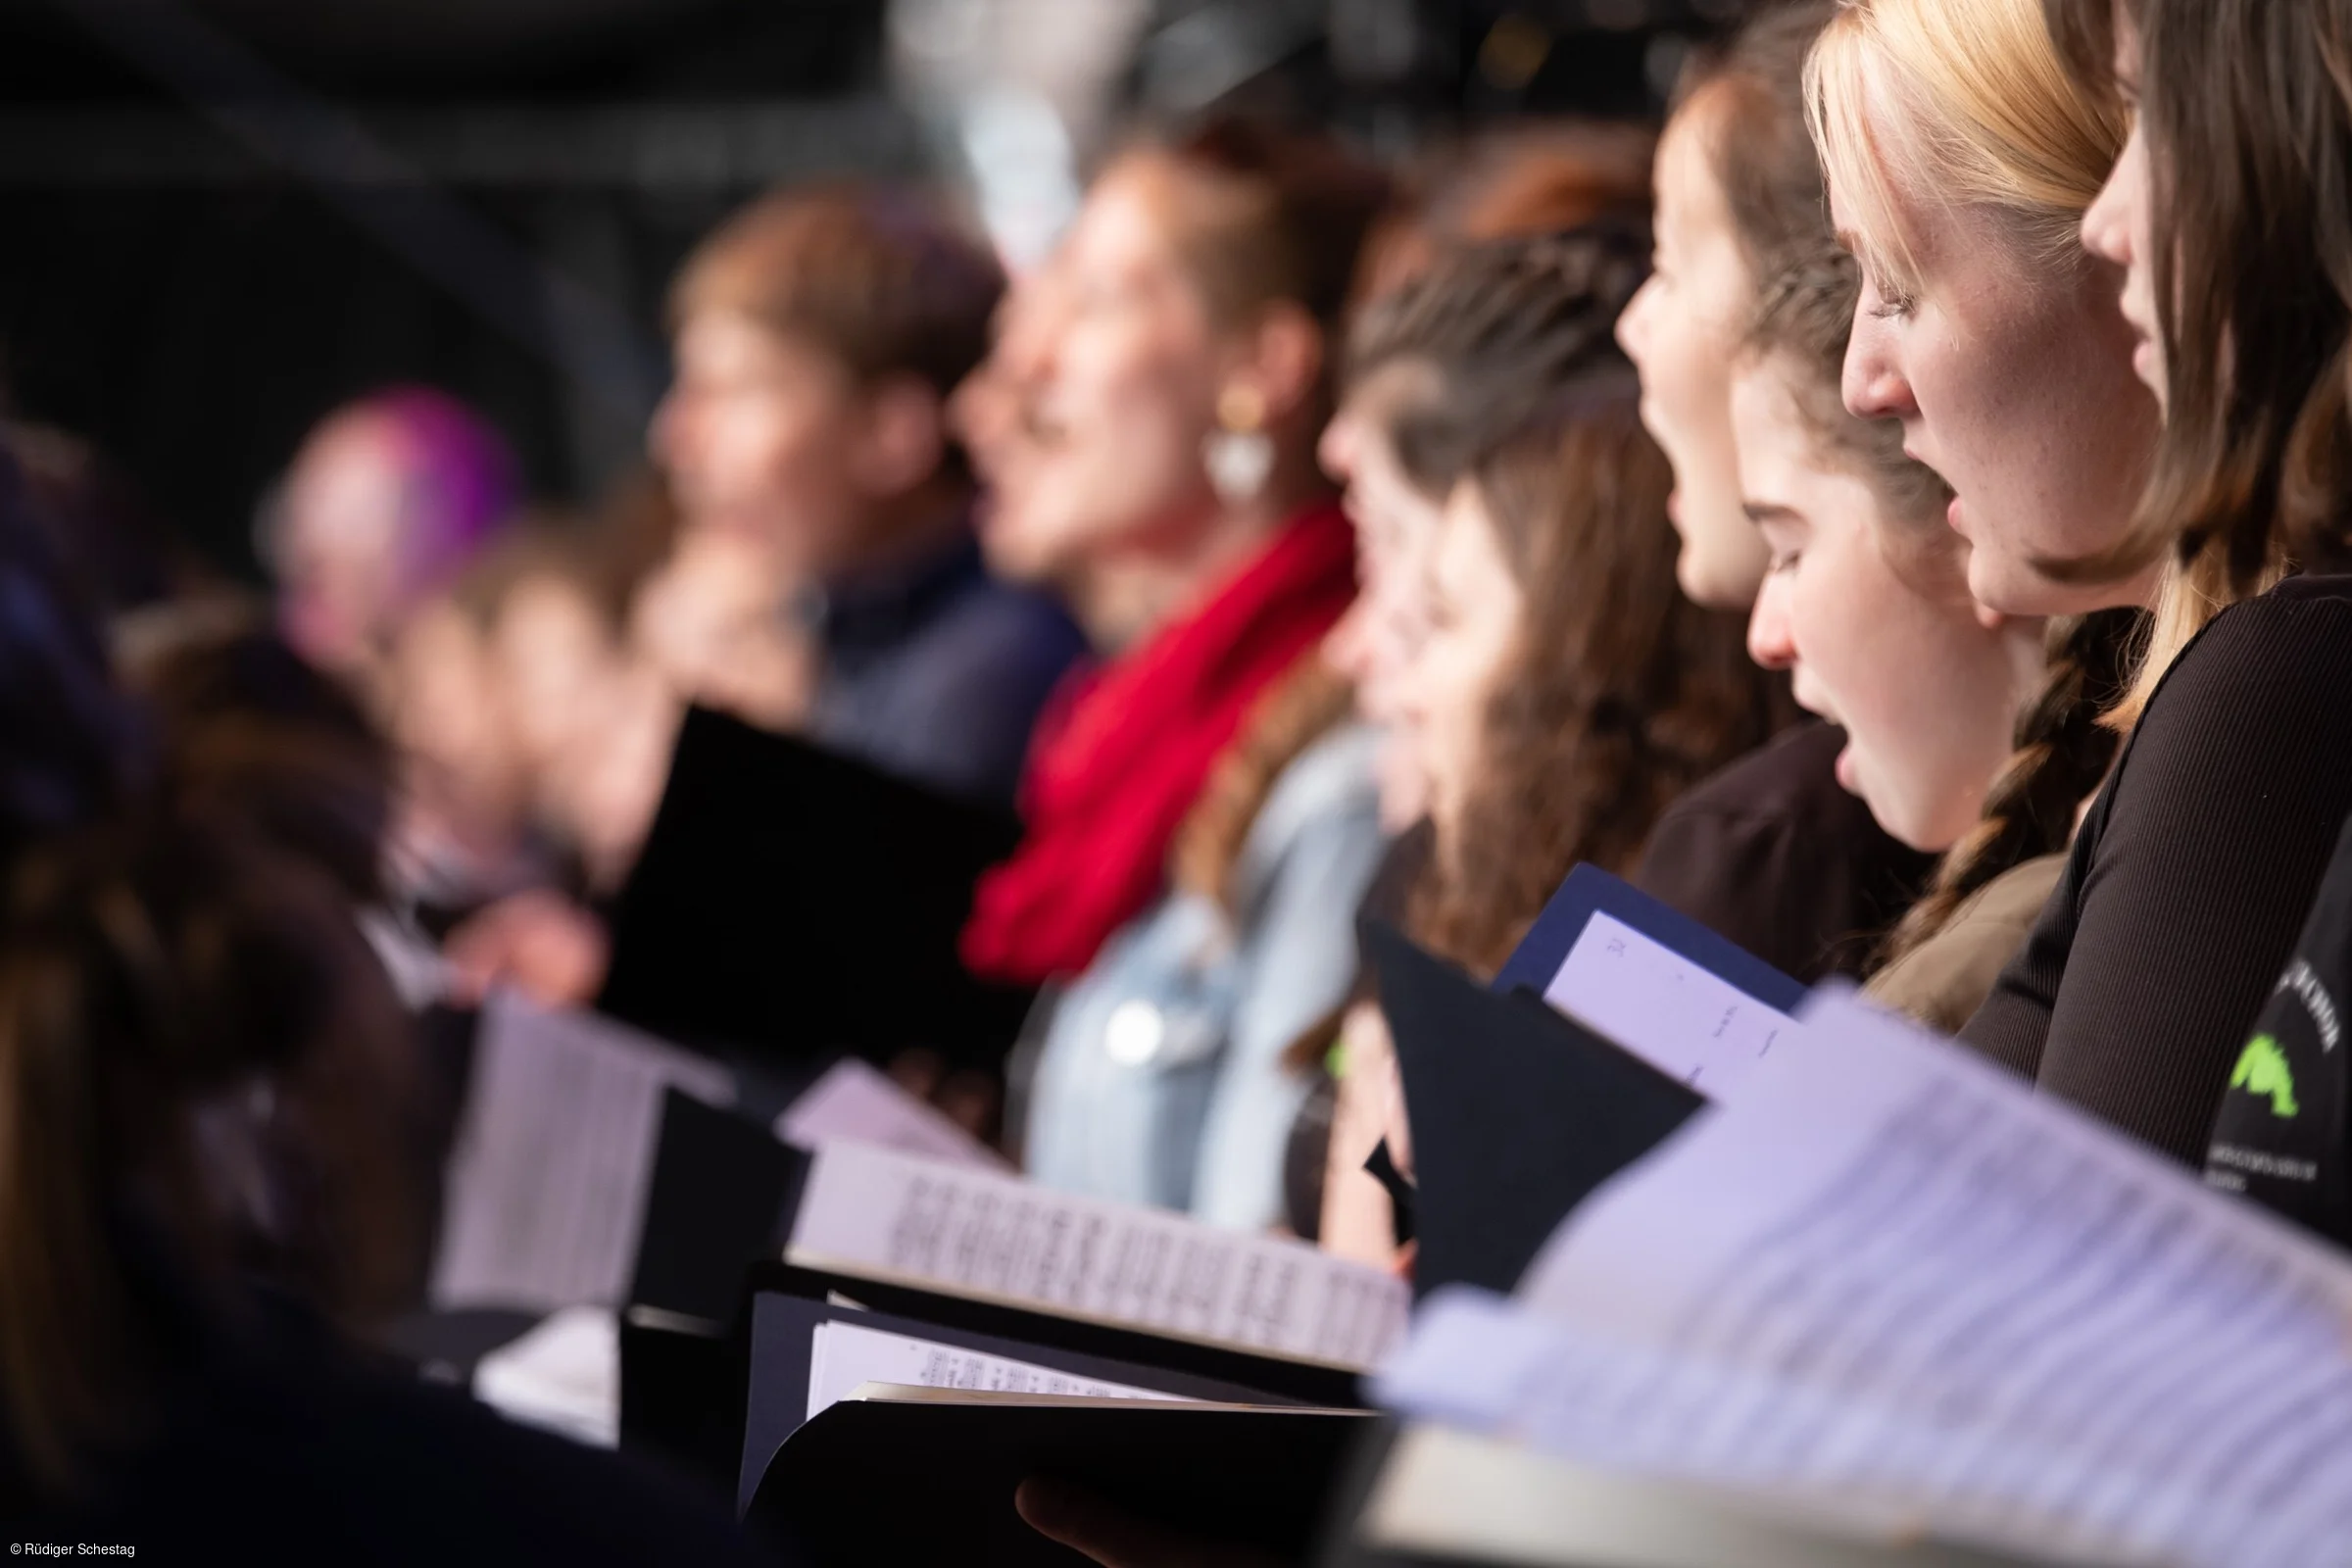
[1632,721,1936,983]
[2206,810,2352,1243]
[1966,576,2352,1166]
[799,528,1085,808]
[11,1292,779,1565]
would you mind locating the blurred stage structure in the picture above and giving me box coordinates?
[0,0,1749,569]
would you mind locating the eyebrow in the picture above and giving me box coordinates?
[1742,501,1803,526]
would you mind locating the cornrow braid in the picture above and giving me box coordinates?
[1344,220,1650,471]
[1876,606,2147,966]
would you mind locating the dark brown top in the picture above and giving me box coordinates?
[1963,575,2352,1166]
[1632,720,1936,984]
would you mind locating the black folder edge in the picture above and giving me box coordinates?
[1362,920,1705,1300]
[749,1395,1373,1568]
[737,1289,1315,1516]
[748,1257,1366,1411]
[1493,861,1806,1013]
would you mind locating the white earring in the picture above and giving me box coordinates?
[1203,384,1273,506]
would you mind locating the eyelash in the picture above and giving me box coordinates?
[1867,291,1915,320]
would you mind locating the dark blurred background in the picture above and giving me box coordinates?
[0,0,1750,573]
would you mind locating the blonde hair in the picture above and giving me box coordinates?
[1803,0,2126,301]
[1804,0,2212,724]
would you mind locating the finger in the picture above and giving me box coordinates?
[1014,1478,1168,1568]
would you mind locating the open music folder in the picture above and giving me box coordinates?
[1367,989,2352,1568]
[1361,864,1810,1299]
[736,1288,1364,1564]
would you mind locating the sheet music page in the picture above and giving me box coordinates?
[1380,992,2352,1568]
[1542,911,1800,1097]
[805,1321,1196,1422]
[787,1142,1410,1371]
[430,992,737,1311]
[474,1304,619,1449]
[776,1057,1011,1170]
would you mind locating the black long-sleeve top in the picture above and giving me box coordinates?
[1634,721,1937,984]
[1963,575,2352,1166]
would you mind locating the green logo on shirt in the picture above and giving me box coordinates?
[2230,1034,2300,1119]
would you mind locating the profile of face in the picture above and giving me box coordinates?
[1320,367,1446,829]
[384,599,530,857]
[2080,16,2164,412]
[494,574,617,775]
[1615,100,1773,610]
[1735,353,2045,851]
[1393,481,1525,852]
[1834,101,2158,617]
[653,312,940,583]
[273,414,441,673]
[972,160,1233,592]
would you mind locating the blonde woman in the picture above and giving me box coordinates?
[1808,0,2352,1167]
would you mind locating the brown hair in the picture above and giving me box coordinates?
[1118,117,1395,435]
[1170,654,1357,909]
[669,181,1005,399]
[2048,0,2352,654]
[1350,122,1655,307]
[0,499,417,1492]
[1680,1,1839,295]
[1351,230,1793,973]
[1740,225,2140,968]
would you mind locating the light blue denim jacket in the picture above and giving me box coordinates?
[1022,720,1387,1230]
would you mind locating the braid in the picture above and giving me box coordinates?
[1877,606,2147,966]
[1344,221,1650,483]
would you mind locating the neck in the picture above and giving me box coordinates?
[1072,455,1332,653]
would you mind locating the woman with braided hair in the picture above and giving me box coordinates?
[1311,225,1788,1269]
[1730,242,2143,1033]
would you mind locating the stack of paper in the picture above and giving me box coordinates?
[1376,990,2352,1568]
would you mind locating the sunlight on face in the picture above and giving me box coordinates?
[1394,481,1525,850]
[1735,351,2044,851]
[2080,13,2165,413]
[1613,101,1772,610]
[1831,87,2157,617]
[1322,365,1447,828]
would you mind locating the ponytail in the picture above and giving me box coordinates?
[1877,607,2145,965]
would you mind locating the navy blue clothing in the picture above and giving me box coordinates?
[802,528,1085,807]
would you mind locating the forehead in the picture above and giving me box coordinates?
[1728,356,1835,479]
[1654,101,1732,228]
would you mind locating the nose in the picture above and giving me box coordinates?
[1615,274,1656,364]
[1746,569,1797,670]
[1319,410,1361,485]
[2080,127,2139,270]
[1842,310,1916,421]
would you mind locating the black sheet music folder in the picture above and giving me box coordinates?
[596,705,1036,1070]
[1361,920,1704,1299]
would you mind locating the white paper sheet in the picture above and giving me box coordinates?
[787,1142,1410,1371]
[1541,911,1801,1097]
[430,992,737,1311]
[804,1320,1193,1422]
[776,1057,1011,1170]
[1377,991,2352,1568]
[474,1304,618,1449]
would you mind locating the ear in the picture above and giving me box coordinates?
[1222,301,1326,427]
[849,375,949,499]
